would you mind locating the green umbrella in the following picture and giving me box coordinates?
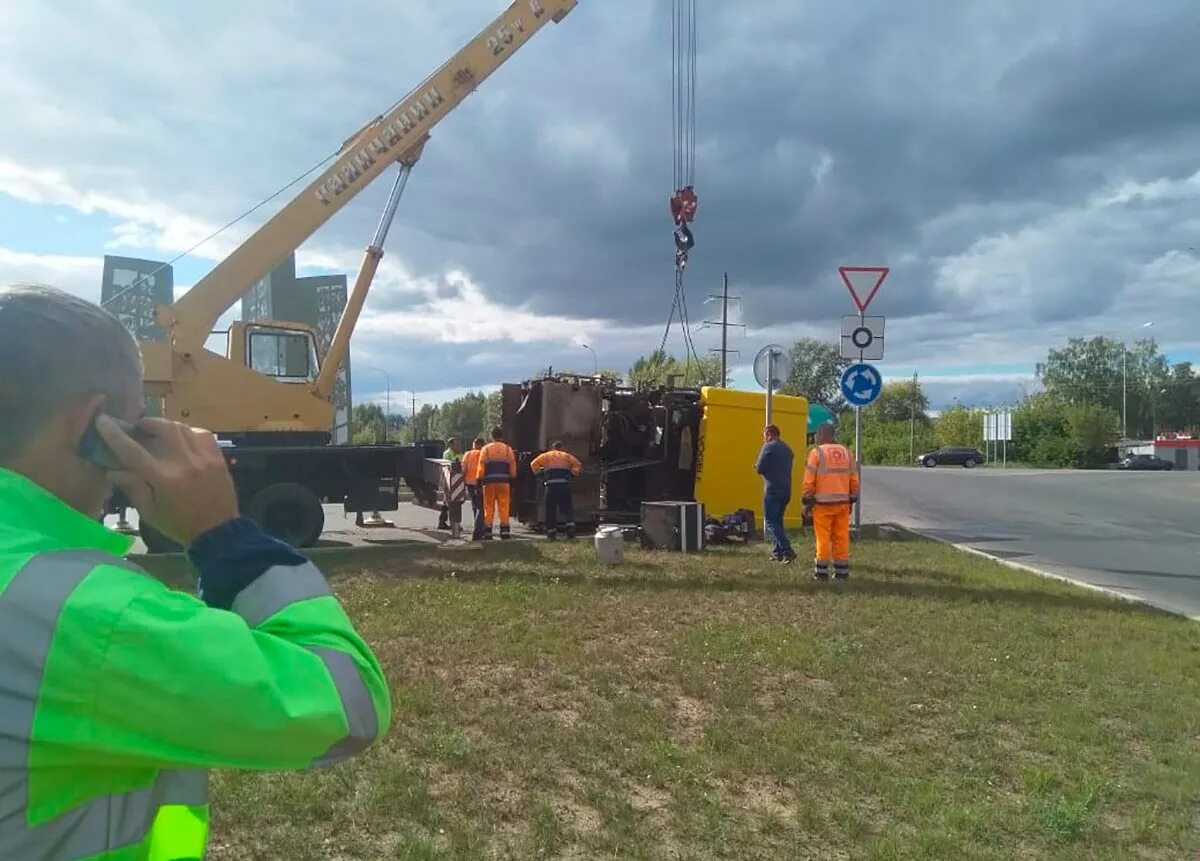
[807,403,836,434]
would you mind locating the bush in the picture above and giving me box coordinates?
[839,415,936,465]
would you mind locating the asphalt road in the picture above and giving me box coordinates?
[863,466,1200,617]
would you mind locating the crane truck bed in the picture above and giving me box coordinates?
[127,440,446,553]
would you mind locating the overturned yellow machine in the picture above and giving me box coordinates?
[502,375,810,532]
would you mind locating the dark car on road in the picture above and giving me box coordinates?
[917,447,984,468]
[1120,454,1174,471]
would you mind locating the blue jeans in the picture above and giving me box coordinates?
[763,493,793,559]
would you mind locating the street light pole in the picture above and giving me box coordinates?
[1122,348,1127,440]
[580,343,598,375]
[1121,321,1154,440]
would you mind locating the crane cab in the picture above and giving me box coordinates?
[228,320,321,385]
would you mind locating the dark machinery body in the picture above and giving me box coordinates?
[502,375,702,530]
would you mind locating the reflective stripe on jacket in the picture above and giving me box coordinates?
[0,468,392,860]
[529,449,582,485]
[461,449,482,486]
[801,443,860,505]
[477,442,517,484]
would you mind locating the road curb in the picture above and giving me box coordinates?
[879,522,1193,621]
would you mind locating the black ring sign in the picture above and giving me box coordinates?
[851,326,874,349]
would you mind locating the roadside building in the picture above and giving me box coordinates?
[1125,433,1200,470]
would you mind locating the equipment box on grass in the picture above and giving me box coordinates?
[641,501,706,552]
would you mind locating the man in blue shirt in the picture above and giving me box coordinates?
[754,424,796,564]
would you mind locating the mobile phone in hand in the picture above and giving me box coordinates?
[78,415,141,471]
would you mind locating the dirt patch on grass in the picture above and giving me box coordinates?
[734,777,797,823]
[671,695,712,744]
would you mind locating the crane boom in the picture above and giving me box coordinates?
[161,0,577,353]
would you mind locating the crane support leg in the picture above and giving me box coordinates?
[313,150,420,400]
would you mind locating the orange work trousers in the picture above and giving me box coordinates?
[482,482,511,527]
[812,505,851,567]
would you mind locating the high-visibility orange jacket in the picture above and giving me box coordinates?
[801,443,860,505]
[477,441,517,484]
[530,449,582,485]
[461,449,483,486]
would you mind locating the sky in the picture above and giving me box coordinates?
[1,0,1198,413]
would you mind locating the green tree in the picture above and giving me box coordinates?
[781,338,847,409]
[351,403,386,445]
[842,412,937,465]
[1010,393,1073,467]
[833,384,937,466]
[436,391,488,442]
[1064,403,1119,468]
[413,403,439,442]
[483,390,503,435]
[628,349,723,388]
[1157,362,1200,433]
[1037,336,1169,438]
[866,379,930,424]
[936,405,984,449]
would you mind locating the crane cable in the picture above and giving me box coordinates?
[672,0,697,193]
[98,70,442,312]
[661,0,701,383]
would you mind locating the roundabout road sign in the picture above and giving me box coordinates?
[840,363,883,408]
[840,315,885,361]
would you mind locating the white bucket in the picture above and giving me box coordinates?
[593,526,624,565]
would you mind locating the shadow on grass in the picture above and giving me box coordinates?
[137,539,1168,620]
[854,563,967,585]
[386,558,1166,619]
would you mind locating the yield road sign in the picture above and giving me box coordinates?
[840,315,885,360]
[840,363,883,408]
[839,266,889,313]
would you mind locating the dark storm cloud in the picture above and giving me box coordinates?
[8,0,1196,407]
[335,0,1199,339]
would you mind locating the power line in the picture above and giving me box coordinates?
[702,272,745,387]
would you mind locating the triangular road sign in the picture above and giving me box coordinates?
[839,266,889,313]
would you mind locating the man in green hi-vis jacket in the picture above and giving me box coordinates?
[0,285,391,860]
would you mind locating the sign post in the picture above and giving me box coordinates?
[753,345,791,429]
[838,266,889,534]
[840,363,883,534]
[982,410,1013,468]
[766,351,775,426]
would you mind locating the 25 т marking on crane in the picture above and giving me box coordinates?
[487,0,552,54]
[315,0,563,206]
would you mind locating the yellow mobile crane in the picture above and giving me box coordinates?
[132,0,577,550]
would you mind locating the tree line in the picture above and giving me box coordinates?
[780,336,1200,468]
[348,336,1199,468]
[348,349,726,446]
[350,391,504,446]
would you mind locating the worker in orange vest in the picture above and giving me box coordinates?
[530,440,583,539]
[475,427,517,540]
[801,422,860,580]
[460,437,486,541]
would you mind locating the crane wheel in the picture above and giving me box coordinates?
[247,483,326,549]
[140,522,183,555]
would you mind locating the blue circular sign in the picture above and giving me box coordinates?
[840,363,882,407]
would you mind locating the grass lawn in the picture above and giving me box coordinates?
[203,534,1200,860]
